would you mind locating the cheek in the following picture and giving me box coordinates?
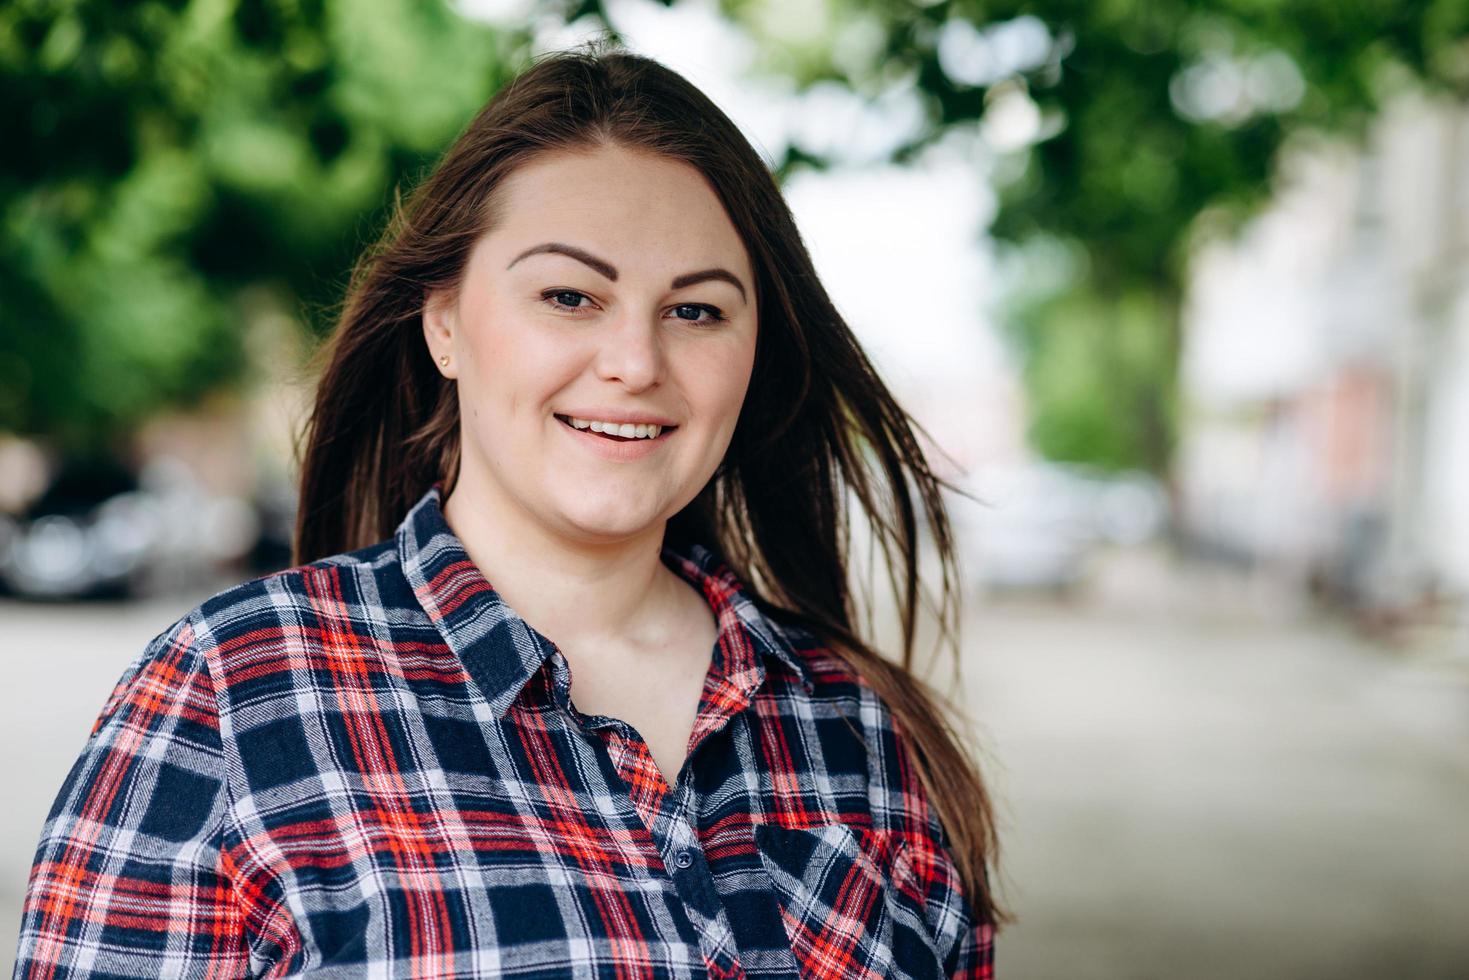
[689,336,757,432]
[460,305,514,369]
[460,313,582,413]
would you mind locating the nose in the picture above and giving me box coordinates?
[593,309,665,391]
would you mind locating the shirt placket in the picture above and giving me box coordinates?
[549,645,764,980]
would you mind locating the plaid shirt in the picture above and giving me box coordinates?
[15,485,994,978]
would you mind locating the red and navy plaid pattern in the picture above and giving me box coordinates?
[14,485,994,978]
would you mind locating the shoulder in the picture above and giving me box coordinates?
[145,537,414,689]
[192,537,403,628]
[779,624,961,775]
[773,621,958,839]
[769,618,871,697]
[766,620,922,800]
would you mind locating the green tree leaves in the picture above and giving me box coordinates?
[1,0,521,451]
[714,0,1464,473]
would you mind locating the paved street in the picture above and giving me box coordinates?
[960,548,1469,980]
[2,548,1466,978]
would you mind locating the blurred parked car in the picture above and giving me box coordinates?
[950,460,1168,597]
[0,455,264,601]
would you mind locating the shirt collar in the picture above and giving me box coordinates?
[396,484,814,718]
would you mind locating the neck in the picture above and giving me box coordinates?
[440,468,682,651]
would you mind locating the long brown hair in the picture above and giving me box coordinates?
[294,38,1006,926]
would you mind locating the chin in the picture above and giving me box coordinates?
[555,500,669,542]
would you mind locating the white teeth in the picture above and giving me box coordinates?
[563,416,664,439]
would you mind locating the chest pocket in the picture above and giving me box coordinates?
[754,821,896,980]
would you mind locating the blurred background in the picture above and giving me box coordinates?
[3,0,1467,976]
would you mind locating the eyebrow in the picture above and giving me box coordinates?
[507,241,747,303]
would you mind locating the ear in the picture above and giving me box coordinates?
[422,287,458,378]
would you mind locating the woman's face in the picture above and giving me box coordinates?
[423,142,758,546]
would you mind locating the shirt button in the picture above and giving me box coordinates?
[674,849,694,869]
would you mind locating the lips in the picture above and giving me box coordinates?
[553,414,677,461]
[553,414,678,441]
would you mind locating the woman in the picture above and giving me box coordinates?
[15,42,1004,978]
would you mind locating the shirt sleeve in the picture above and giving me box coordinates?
[862,685,997,980]
[12,613,252,978]
[890,794,996,980]
[943,906,996,980]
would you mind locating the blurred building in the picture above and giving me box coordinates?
[1179,89,1469,649]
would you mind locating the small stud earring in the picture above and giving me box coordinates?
[438,355,449,368]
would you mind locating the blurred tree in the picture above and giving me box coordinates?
[691,0,1468,480]
[0,0,527,454]
[8,0,1465,483]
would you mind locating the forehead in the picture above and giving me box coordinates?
[484,144,751,275]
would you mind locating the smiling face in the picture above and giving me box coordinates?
[422,142,758,547]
